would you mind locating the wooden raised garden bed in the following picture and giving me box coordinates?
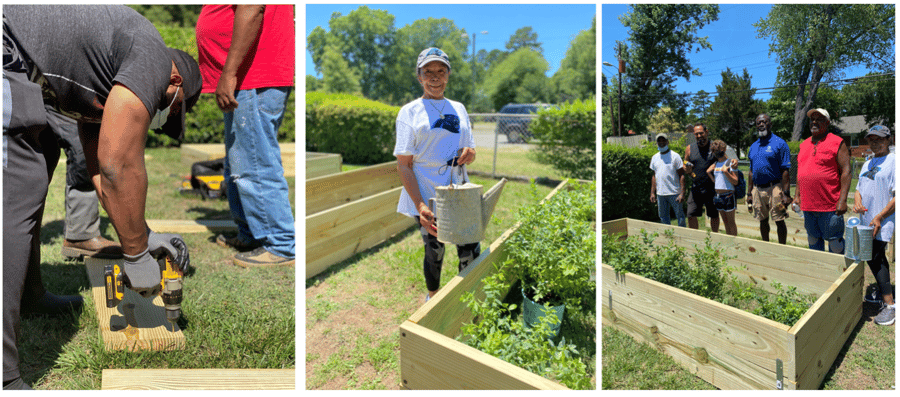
[399,180,584,390]
[306,152,342,179]
[305,161,414,279]
[601,218,863,390]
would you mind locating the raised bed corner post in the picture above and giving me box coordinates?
[776,359,783,390]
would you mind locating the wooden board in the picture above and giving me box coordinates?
[603,263,794,390]
[306,186,415,278]
[306,161,401,215]
[181,143,295,177]
[85,258,185,351]
[306,152,342,179]
[145,219,237,234]
[399,322,566,390]
[101,369,294,390]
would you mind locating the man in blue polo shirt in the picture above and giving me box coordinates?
[747,114,793,244]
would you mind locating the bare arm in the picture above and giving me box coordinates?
[457,147,476,165]
[79,83,150,256]
[397,155,437,235]
[650,175,657,203]
[676,167,685,202]
[836,142,851,215]
[216,5,266,112]
[871,197,895,237]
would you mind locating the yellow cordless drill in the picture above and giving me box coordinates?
[105,257,183,327]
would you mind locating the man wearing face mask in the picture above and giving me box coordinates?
[649,133,686,227]
[747,114,792,244]
[3,5,199,389]
[683,123,721,232]
[796,108,851,254]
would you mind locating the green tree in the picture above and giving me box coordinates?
[306,75,323,92]
[552,15,596,103]
[706,68,761,156]
[483,49,550,110]
[841,73,895,130]
[321,44,361,94]
[388,18,472,105]
[129,5,202,27]
[307,6,396,99]
[755,4,894,141]
[506,26,543,54]
[647,106,681,135]
[616,4,720,134]
[688,90,712,123]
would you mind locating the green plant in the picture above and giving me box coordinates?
[730,281,814,326]
[305,92,399,164]
[506,181,596,311]
[600,143,660,222]
[530,99,596,180]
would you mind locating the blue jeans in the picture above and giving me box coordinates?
[223,87,294,258]
[657,194,686,227]
[804,210,844,253]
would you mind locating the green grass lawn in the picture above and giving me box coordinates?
[19,147,295,390]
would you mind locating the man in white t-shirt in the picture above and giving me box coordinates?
[852,125,895,326]
[649,133,686,227]
[393,48,478,301]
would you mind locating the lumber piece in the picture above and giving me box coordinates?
[145,219,237,233]
[617,219,843,296]
[791,262,863,389]
[101,369,294,390]
[603,263,795,390]
[181,143,295,177]
[84,258,185,351]
[411,180,572,338]
[306,186,415,278]
[306,161,401,215]
[306,152,341,179]
[399,322,566,390]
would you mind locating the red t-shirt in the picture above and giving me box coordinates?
[797,132,844,211]
[196,5,294,93]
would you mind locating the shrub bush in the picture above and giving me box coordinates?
[600,142,660,222]
[531,99,596,180]
[306,92,399,165]
[152,24,295,147]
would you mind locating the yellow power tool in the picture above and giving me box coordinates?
[105,257,183,327]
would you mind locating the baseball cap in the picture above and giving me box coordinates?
[806,108,830,123]
[866,124,891,138]
[655,133,668,141]
[158,48,202,141]
[417,47,451,73]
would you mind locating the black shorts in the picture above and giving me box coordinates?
[713,192,736,212]
[686,186,718,218]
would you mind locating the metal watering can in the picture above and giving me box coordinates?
[844,217,874,262]
[429,165,508,245]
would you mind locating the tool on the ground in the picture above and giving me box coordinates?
[179,158,226,200]
[105,256,183,328]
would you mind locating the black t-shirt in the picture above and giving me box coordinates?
[4,5,171,123]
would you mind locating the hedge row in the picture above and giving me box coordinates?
[305,92,400,164]
[150,25,295,147]
[600,142,659,222]
[531,99,596,180]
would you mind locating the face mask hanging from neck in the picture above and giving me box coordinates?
[149,86,179,130]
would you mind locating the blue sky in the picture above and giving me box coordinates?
[601,4,879,102]
[305,4,596,78]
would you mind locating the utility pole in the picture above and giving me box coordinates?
[617,44,624,136]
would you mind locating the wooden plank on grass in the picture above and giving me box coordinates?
[306,161,401,215]
[791,261,863,390]
[182,143,295,177]
[305,186,415,278]
[84,258,185,351]
[602,263,795,390]
[101,369,294,390]
[145,219,237,233]
[399,322,566,390]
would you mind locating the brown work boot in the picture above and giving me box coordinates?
[61,236,123,259]
[216,234,261,252]
[231,247,294,268]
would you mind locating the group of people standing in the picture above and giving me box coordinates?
[649,110,895,326]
